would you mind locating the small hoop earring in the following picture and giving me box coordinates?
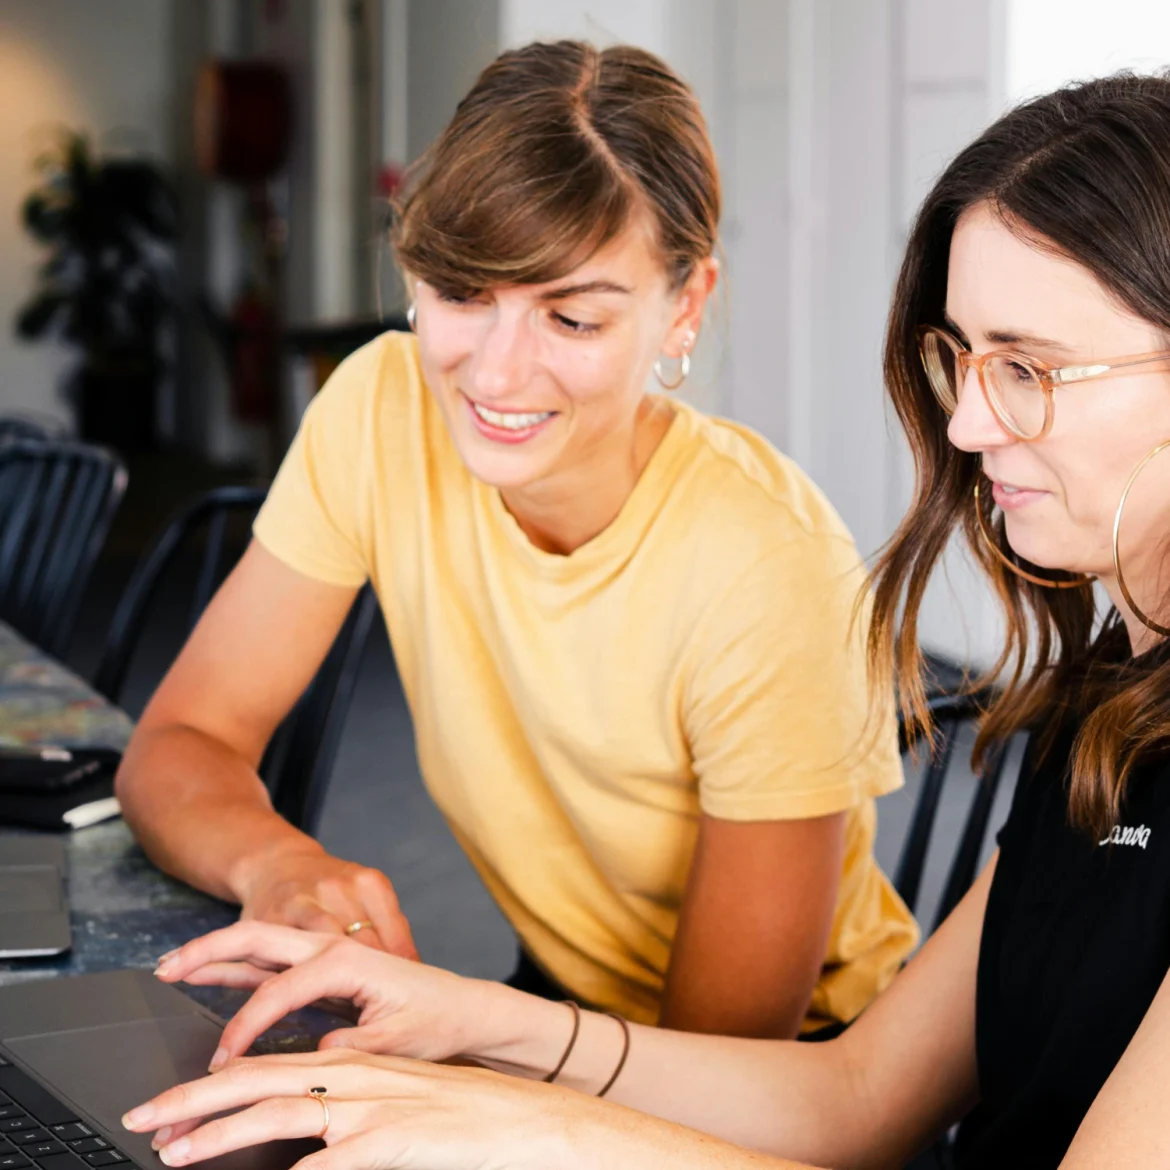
[406,303,417,331]
[1113,439,1170,638]
[973,480,1094,590]
[653,351,690,391]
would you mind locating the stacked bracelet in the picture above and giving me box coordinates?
[543,1001,581,1083]
[543,1001,631,1098]
[596,1012,631,1098]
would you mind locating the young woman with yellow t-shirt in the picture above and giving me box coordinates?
[116,40,914,1041]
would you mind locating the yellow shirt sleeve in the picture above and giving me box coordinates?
[252,344,377,588]
[685,530,901,822]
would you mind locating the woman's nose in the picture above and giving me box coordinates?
[467,310,534,401]
[947,366,1015,453]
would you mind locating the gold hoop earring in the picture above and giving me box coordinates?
[1112,439,1170,638]
[406,303,416,331]
[973,480,1094,590]
[653,351,690,391]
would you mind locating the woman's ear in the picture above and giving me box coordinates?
[663,256,720,357]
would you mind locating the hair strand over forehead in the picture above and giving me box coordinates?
[391,40,720,295]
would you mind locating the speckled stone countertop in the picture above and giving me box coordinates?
[0,622,341,1051]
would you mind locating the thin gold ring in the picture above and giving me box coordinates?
[344,920,373,937]
[1113,440,1170,638]
[307,1086,329,1138]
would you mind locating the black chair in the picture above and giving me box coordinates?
[894,675,1011,936]
[0,416,55,441]
[0,438,127,658]
[93,486,379,834]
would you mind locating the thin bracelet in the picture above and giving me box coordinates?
[543,1001,581,1083]
[596,1012,631,1098]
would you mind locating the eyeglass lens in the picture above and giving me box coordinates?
[921,331,1047,438]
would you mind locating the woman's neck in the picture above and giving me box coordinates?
[499,397,675,556]
[1100,574,1165,657]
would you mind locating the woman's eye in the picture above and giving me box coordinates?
[551,311,600,335]
[437,290,484,306]
[1004,360,1037,384]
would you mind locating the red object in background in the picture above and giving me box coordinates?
[195,61,292,184]
[228,288,278,423]
[377,162,405,199]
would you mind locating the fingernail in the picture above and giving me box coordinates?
[154,957,178,977]
[208,1047,228,1072]
[160,1138,190,1166]
[157,949,180,964]
[150,1127,173,1151]
[122,1105,154,1129]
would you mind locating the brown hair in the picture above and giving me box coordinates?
[871,71,1170,838]
[391,40,720,295]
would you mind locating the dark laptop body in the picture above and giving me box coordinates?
[0,837,70,959]
[0,971,312,1170]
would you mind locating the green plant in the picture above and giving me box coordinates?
[15,131,177,382]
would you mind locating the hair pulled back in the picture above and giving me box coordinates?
[392,40,720,295]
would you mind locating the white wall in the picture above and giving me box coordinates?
[408,0,501,160]
[0,0,174,430]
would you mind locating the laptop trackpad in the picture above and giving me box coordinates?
[8,1016,314,1170]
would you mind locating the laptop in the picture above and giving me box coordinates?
[0,838,70,959]
[0,970,314,1170]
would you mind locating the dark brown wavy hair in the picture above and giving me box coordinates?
[391,40,720,295]
[871,72,1170,838]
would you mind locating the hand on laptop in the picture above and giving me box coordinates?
[122,1049,591,1170]
[234,849,418,959]
[152,921,506,1069]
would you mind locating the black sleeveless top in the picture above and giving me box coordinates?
[955,724,1170,1167]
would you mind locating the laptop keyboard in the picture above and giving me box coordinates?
[0,1057,134,1170]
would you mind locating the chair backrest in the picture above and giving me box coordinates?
[0,415,59,441]
[93,485,377,834]
[0,438,127,658]
[895,688,1011,935]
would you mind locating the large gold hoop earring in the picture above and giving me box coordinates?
[1112,440,1170,638]
[973,480,1094,590]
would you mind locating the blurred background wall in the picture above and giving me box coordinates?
[4,0,1170,670]
[0,0,175,432]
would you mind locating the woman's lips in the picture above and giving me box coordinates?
[991,480,1047,510]
[463,395,558,445]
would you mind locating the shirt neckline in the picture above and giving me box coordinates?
[478,400,694,579]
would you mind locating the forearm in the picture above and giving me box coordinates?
[555,1097,825,1170]
[471,985,862,1165]
[116,722,323,903]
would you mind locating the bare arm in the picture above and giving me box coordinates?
[1062,949,1170,1165]
[660,812,845,1038]
[116,541,415,953]
[520,857,987,1167]
[156,857,993,1169]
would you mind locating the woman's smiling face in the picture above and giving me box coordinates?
[944,202,1170,632]
[411,216,711,495]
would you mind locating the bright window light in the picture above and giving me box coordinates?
[1008,0,1170,101]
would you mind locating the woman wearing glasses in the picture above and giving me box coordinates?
[125,70,1170,1169]
[115,40,915,1044]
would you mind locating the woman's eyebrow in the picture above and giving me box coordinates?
[540,280,633,300]
[984,328,1074,354]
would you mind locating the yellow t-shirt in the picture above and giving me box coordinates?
[254,332,918,1027]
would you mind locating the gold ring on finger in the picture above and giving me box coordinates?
[307,1086,330,1138]
[344,920,373,937]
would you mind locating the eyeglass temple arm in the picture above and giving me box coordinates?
[1050,351,1170,385]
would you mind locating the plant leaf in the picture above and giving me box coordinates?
[15,290,68,338]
